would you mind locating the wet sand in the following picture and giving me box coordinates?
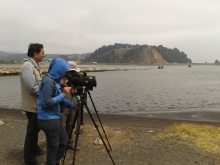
[1,108,220,165]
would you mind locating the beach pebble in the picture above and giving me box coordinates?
[94,137,103,145]
[0,120,4,125]
[148,130,154,133]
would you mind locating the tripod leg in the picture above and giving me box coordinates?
[82,100,116,165]
[87,91,112,151]
[80,103,84,125]
[61,102,82,165]
[71,100,83,165]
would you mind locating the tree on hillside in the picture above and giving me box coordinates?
[214,59,220,65]
[153,45,191,63]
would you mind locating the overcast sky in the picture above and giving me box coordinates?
[0,0,219,63]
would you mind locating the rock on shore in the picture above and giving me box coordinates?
[0,66,105,76]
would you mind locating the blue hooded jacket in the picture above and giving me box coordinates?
[38,58,75,120]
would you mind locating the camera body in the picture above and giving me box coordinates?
[65,71,97,96]
[71,85,84,96]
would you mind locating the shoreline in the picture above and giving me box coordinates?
[0,62,217,66]
[1,107,220,126]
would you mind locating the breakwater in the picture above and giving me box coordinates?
[0,66,105,76]
[0,66,150,76]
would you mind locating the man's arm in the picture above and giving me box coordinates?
[21,65,39,95]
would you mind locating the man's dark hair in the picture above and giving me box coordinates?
[27,43,44,57]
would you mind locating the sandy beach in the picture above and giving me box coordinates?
[1,108,220,165]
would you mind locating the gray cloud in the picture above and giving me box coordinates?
[0,0,219,63]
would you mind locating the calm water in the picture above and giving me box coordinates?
[0,65,220,121]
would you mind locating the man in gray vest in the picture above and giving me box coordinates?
[20,43,46,165]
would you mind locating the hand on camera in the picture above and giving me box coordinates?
[63,87,71,95]
[70,89,77,94]
[75,104,79,110]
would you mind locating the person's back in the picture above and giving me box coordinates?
[37,58,77,165]
[61,61,80,149]
[20,43,45,165]
[61,82,79,149]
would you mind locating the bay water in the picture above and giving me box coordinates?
[0,65,220,122]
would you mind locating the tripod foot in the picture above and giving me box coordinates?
[68,142,80,151]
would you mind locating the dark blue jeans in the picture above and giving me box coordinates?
[38,119,68,165]
[24,111,41,165]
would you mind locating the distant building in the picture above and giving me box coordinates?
[59,55,69,61]
[47,58,53,62]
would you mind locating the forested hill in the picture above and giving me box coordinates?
[83,43,192,64]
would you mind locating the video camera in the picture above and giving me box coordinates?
[65,71,97,95]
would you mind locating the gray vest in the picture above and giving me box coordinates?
[20,61,42,113]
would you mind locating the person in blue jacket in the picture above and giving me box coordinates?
[38,58,77,165]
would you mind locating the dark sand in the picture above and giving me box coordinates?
[1,108,220,165]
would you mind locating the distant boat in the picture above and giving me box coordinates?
[158,65,164,69]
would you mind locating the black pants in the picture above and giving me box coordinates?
[24,111,41,165]
[38,119,68,165]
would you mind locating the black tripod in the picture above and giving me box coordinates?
[62,87,115,165]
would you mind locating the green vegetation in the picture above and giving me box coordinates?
[0,60,16,64]
[155,123,220,154]
[214,59,220,65]
[153,45,192,63]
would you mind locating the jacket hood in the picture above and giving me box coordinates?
[23,58,40,70]
[48,58,71,80]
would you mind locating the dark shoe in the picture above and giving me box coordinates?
[35,148,46,156]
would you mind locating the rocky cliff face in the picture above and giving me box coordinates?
[128,47,168,65]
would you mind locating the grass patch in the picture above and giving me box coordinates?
[155,123,220,154]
